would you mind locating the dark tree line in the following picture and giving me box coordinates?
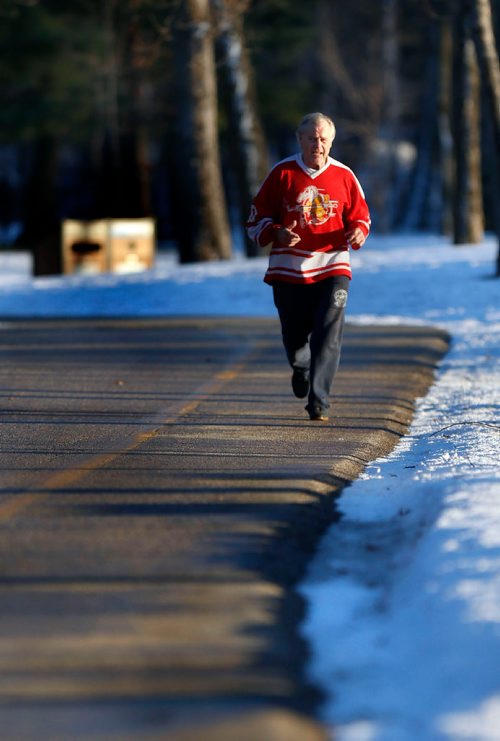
[0,0,499,273]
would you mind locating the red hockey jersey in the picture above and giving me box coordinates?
[247,155,370,284]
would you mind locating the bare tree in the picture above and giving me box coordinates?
[22,133,61,276]
[212,0,268,257]
[170,0,231,262]
[429,0,500,269]
[467,0,500,273]
[468,0,500,154]
[94,0,153,219]
[378,0,401,232]
[437,22,455,235]
[401,21,442,232]
[314,0,373,125]
[452,3,484,244]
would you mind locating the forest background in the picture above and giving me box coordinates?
[0,0,499,275]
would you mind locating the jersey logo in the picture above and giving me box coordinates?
[296,186,336,226]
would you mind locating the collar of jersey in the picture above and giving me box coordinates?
[296,154,333,178]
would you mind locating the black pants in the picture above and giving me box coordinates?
[272,275,349,412]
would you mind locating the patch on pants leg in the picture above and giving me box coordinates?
[333,289,348,308]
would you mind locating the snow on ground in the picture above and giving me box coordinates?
[301,236,500,741]
[0,234,499,740]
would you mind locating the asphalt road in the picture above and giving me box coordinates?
[0,317,449,740]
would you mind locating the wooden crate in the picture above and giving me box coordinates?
[61,218,155,275]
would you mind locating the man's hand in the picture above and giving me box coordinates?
[277,220,301,247]
[345,226,366,249]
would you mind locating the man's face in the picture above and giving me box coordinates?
[298,122,334,170]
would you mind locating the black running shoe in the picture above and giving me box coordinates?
[307,405,329,421]
[291,369,310,398]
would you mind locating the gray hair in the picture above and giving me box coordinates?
[297,112,336,140]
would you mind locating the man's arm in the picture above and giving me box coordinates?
[344,174,371,250]
[246,167,285,248]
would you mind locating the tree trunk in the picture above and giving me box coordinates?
[314,1,371,121]
[212,0,268,257]
[378,0,400,233]
[19,134,62,276]
[468,0,500,155]
[97,0,122,215]
[93,0,152,219]
[171,0,231,262]
[467,0,500,272]
[452,4,484,244]
[438,21,454,235]
[399,20,444,232]
[116,15,153,218]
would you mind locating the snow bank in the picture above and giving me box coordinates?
[301,236,500,741]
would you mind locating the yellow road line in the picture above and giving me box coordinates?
[0,345,266,523]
